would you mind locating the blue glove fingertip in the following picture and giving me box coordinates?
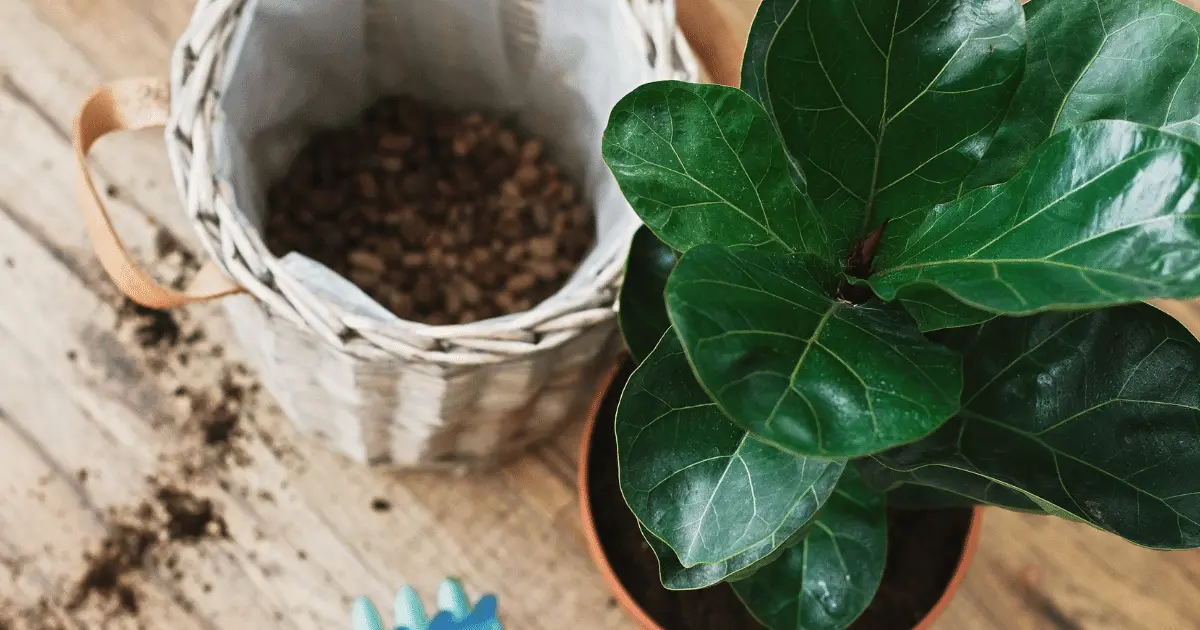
[351,597,386,630]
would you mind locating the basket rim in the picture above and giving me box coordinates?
[163,0,701,362]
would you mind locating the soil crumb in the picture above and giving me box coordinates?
[68,522,155,614]
[201,372,246,447]
[116,299,181,349]
[156,487,229,541]
[0,598,69,630]
[67,487,229,617]
[16,225,286,628]
[265,95,595,326]
[371,498,392,513]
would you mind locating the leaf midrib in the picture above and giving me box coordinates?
[683,433,751,562]
[763,302,840,439]
[1046,12,1186,134]
[963,313,1085,406]
[867,456,1198,548]
[799,0,983,236]
[876,257,1175,286]
[670,458,836,567]
[613,128,790,252]
[884,145,1180,269]
[959,409,1200,531]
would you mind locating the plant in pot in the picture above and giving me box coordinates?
[580,0,1200,628]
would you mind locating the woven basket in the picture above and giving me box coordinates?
[73,0,701,470]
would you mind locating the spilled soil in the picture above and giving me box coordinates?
[66,486,230,616]
[1,227,272,628]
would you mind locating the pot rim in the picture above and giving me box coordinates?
[577,365,660,629]
[577,363,986,630]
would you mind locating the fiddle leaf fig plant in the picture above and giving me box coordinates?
[606,0,1200,627]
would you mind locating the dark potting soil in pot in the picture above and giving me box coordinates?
[587,365,974,630]
[265,95,595,326]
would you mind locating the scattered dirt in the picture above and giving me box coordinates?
[118,300,182,348]
[156,487,229,542]
[371,498,392,513]
[104,235,258,470]
[67,485,229,616]
[69,520,155,615]
[0,598,70,630]
[265,95,595,325]
[0,227,274,627]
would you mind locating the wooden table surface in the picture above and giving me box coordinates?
[0,0,1198,628]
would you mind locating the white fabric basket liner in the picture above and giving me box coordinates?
[168,0,699,364]
[158,0,699,467]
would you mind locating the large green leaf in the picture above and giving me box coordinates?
[741,0,809,198]
[731,468,888,630]
[642,520,807,590]
[967,0,1200,189]
[666,245,963,458]
[616,330,844,569]
[868,121,1200,326]
[619,227,679,364]
[602,81,828,258]
[765,0,1025,248]
[885,483,1009,510]
[867,305,1200,549]
[860,459,1044,512]
[742,0,797,108]
[895,284,996,332]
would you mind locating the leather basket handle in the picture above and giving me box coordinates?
[73,77,244,309]
[70,80,1200,339]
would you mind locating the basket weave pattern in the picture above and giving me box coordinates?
[162,0,700,468]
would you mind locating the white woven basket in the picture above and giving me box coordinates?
[155,0,700,469]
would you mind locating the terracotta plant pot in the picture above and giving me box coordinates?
[578,365,985,630]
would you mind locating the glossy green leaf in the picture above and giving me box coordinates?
[765,0,1026,248]
[861,460,1044,512]
[967,0,1200,190]
[896,284,995,332]
[602,81,828,258]
[642,519,810,590]
[619,227,679,364]
[885,483,989,510]
[868,121,1200,325]
[741,0,809,198]
[616,330,844,569]
[867,305,1200,549]
[666,245,963,458]
[732,468,888,630]
[742,0,797,108]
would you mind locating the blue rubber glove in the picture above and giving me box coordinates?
[351,597,386,630]
[350,578,501,630]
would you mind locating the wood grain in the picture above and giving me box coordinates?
[0,1,621,628]
[0,0,1198,629]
